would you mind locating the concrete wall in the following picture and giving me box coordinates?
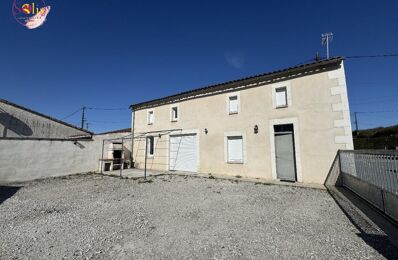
[0,133,131,183]
[342,173,398,222]
[324,153,342,187]
[132,61,353,184]
[0,101,89,139]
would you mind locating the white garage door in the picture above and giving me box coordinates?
[169,134,197,172]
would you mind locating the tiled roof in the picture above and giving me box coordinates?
[95,128,131,135]
[130,57,343,110]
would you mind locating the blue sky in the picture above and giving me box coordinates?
[1,0,397,133]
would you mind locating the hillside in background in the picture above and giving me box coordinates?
[353,124,398,150]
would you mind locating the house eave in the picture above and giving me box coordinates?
[130,57,344,111]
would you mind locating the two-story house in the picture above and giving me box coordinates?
[130,57,353,184]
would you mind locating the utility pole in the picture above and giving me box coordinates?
[81,106,86,129]
[321,32,333,59]
[354,112,359,136]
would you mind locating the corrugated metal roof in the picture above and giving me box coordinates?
[130,57,343,110]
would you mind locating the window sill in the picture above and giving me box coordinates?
[147,155,154,158]
[227,161,244,164]
[229,112,238,115]
[171,119,178,122]
[147,123,153,125]
[276,105,288,109]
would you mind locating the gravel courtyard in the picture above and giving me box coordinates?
[0,174,396,259]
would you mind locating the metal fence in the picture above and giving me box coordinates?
[338,150,398,222]
[340,150,398,195]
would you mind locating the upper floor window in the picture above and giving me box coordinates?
[275,87,288,108]
[147,110,154,125]
[171,106,178,121]
[229,95,239,114]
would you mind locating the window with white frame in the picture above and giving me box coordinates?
[171,106,178,121]
[227,136,243,163]
[147,110,154,125]
[229,95,239,114]
[147,136,154,156]
[275,87,288,108]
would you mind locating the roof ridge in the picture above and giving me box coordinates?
[0,99,94,135]
[96,128,131,135]
[130,57,343,110]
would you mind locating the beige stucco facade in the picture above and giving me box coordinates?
[131,59,353,184]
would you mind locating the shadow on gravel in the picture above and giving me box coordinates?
[0,186,22,205]
[328,187,398,259]
[324,153,398,258]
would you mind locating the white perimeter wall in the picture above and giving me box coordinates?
[0,133,131,184]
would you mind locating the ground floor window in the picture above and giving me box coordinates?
[227,136,243,163]
[147,136,154,156]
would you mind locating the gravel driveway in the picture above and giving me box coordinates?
[0,174,396,259]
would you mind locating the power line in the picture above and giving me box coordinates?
[350,98,398,105]
[349,82,398,85]
[67,122,81,125]
[86,107,128,111]
[292,51,398,71]
[90,120,126,123]
[352,109,398,135]
[61,107,82,120]
[294,52,398,70]
[89,120,127,124]
[61,106,129,131]
[353,109,398,114]
[350,94,398,103]
[346,53,398,59]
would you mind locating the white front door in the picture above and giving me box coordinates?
[169,134,197,172]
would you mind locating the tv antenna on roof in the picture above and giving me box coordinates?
[321,32,333,59]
